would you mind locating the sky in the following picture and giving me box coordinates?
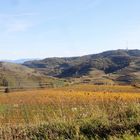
[0,0,140,59]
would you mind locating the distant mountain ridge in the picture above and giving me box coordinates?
[23,49,140,85]
[1,58,40,64]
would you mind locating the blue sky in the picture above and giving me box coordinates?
[0,0,140,59]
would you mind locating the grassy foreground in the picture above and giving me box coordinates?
[0,85,140,139]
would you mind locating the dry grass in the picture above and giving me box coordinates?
[0,84,140,139]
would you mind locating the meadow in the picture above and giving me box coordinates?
[0,84,140,139]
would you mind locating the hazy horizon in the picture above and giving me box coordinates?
[0,0,140,59]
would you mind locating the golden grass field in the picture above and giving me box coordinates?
[0,84,140,139]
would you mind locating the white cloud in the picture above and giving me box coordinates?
[0,12,38,33]
[0,12,38,18]
[6,20,33,32]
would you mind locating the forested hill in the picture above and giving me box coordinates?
[23,49,140,85]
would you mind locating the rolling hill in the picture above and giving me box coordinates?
[0,62,64,89]
[23,49,140,85]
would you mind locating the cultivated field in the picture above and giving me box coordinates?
[0,84,140,139]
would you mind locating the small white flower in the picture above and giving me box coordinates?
[13,104,19,108]
[71,107,77,112]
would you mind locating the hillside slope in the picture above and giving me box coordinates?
[24,49,140,85]
[0,62,61,88]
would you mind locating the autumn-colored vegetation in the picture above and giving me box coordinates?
[0,84,140,139]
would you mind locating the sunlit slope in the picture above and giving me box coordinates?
[0,62,63,88]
